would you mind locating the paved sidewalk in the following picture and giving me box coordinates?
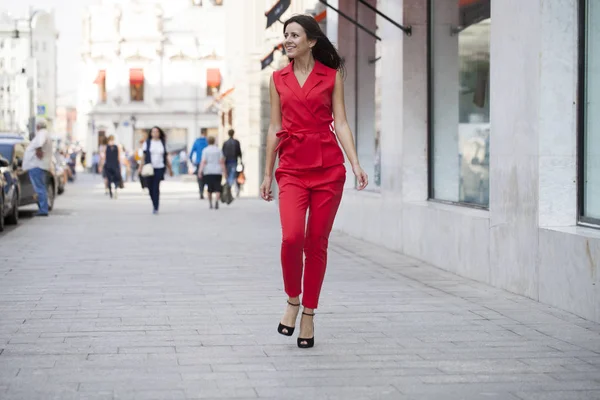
[0,175,599,400]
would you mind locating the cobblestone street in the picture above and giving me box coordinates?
[0,175,599,400]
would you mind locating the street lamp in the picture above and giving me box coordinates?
[12,9,45,139]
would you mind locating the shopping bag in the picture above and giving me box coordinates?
[221,183,234,205]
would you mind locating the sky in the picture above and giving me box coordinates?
[0,0,97,104]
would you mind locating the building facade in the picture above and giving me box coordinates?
[0,10,58,133]
[78,0,226,158]
[324,0,600,323]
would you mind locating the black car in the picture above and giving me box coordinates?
[0,134,58,212]
[0,165,6,232]
[0,154,19,227]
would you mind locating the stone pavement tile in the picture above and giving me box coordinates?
[549,372,600,382]
[397,380,600,396]
[513,391,600,400]
[256,385,400,399]
[113,390,187,400]
[3,382,79,400]
[418,373,555,384]
[182,386,257,399]
[405,393,520,400]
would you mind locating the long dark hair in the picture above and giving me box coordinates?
[149,126,166,143]
[284,14,344,73]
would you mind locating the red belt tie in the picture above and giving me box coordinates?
[274,129,306,153]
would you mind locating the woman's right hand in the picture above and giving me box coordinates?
[260,176,274,202]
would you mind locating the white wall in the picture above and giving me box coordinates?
[334,0,600,322]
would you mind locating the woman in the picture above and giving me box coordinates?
[139,126,173,214]
[197,136,227,210]
[99,135,122,199]
[260,15,368,349]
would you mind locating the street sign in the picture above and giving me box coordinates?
[36,104,46,116]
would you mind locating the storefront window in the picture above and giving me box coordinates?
[355,0,380,190]
[582,0,600,223]
[429,0,490,207]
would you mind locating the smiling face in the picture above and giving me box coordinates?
[284,22,315,59]
[150,128,160,140]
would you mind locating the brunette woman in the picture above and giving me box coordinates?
[139,126,173,214]
[99,135,122,199]
[260,15,368,348]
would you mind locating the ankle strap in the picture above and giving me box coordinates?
[302,312,315,316]
[287,300,300,307]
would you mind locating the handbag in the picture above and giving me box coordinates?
[236,171,246,185]
[141,163,154,177]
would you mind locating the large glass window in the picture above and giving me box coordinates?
[355,0,380,190]
[581,0,600,223]
[429,0,490,207]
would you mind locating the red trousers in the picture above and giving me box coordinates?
[275,164,346,309]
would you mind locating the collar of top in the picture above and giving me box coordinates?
[280,59,328,76]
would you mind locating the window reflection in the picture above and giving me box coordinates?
[583,0,600,221]
[430,0,490,207]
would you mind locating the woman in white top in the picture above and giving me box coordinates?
[198,136,227,210]
[138,126,173,214]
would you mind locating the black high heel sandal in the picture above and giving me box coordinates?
[277,301,300,336]
[297,312,315,349]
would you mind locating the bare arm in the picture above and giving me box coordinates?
[332,71,368,190]
[198,152,207,176]
[99,148,106,172]
[264,74,282,179]
[220,156,227,178]
[259,75,282,201]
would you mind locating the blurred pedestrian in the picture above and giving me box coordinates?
[99,135,122,199]
[222,129,242,197]
[260,15,368,349]
[179,149,189,175]
[190,130,208,199]
[198,136,226,210]
[22,117,53,216]
[139,126,173,214]
[91,152,100,174]
[98,137,109,194]
[128,151,139,182]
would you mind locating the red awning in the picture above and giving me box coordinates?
[315,10,326,23]
[217,87,235,101]
[93,70,106,84]
[207,68,221,88]
[129,69,144,85]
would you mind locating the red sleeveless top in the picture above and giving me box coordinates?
[272,60,345,170]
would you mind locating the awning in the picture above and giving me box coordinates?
[207,68,221,88]
[93,70,106,84]
[129,69,144,85]
[459,0,490,29]
[260,43,285,70]
[217,87,235,100]
[265,0,290,29]
[315,9,327,23]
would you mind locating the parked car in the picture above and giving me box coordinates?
[0,154,20,227]
[0,133,58,212]
[0,164,6,232]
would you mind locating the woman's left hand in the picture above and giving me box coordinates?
[168,168,174,177]
[352,164,368,190]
